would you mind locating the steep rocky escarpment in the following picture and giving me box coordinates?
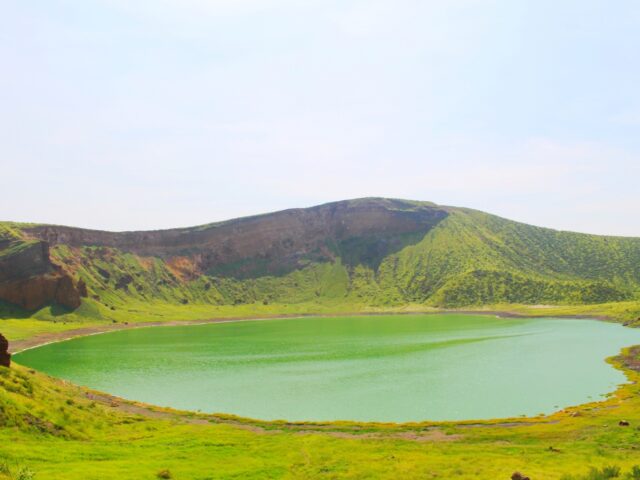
[0,333,10,367]
[0,240,51,282]
[0,199,448,310]
[25,198,449,278]
[0,333,11,367]
[0,272,83,311]
[0,229,85,310]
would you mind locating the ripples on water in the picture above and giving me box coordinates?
[14,314,640,422]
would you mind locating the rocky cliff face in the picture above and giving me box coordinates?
[0,241,51,283]
[0,236,85,310]
[25,198,449,278]
[0,333,10,367]
[0,273,82,311]
[0,199,448,309]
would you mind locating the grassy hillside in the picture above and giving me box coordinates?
[370,209,640,306]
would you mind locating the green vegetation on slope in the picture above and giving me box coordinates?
[366,209,640,306]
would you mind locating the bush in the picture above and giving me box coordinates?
[561,465,621,480]
[598,466,622,479]
[15,466,36,480]
[627,466,640,480]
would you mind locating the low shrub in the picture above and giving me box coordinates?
[561,465,622,480]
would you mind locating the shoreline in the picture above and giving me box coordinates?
[7,308,616,354]
[7,309,638,431]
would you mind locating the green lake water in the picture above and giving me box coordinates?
[13,314,640,422]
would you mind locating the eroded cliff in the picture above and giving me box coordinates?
[0,199,448,310]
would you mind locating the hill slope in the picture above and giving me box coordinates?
[1,198,640,317]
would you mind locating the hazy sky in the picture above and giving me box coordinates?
[2,1,639,235]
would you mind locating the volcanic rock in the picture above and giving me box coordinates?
[24,198,449,278]
[77,278,88,297]
[0,333,10,367]
[0,273,81,310]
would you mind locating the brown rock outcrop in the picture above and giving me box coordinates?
[0,233,83,310]
[77,278,88,297]
[0,272,81,310]
[0,241,51,283]
[0,333,10,367]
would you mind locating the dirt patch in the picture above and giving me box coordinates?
[84,391,267,432]
[82,390,463,441]
[458,420,560,428]
[294,428,462,442]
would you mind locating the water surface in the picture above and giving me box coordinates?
[14,314,640,422]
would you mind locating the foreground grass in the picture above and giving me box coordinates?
[2,346,640,478]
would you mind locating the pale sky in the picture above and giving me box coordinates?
[1,1,639,235]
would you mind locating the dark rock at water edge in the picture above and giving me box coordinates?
[0,333,10,367]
